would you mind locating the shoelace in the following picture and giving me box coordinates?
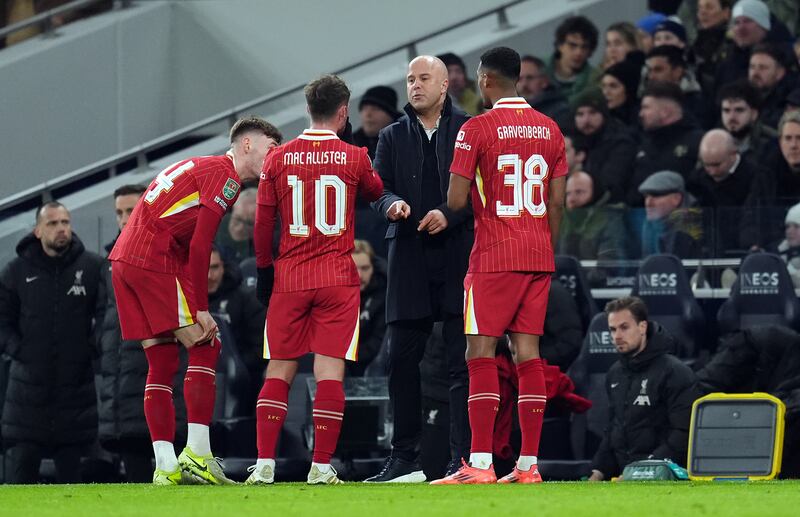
[377,457,396,476]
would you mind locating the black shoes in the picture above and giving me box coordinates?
[363,457,427,483]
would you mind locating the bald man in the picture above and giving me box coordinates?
[691,128,760,255]
[369,55,473,482]
[216,187,258,259]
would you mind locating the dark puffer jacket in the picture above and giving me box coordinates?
[97,249,187,451]
[592,322,700,477]
[0,233,105,445]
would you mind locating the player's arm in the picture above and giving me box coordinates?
[254,162,278,306]
[187,205,224,342]
[547,175,566,248]
[357,148,384,203]
[371,128,410,221]
[447,173,472,212]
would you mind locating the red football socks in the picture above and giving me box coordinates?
[516,358,547,457]
[144,343,179,442]
[467,358,500,454]
[312,380,345,464]
[184,337,221,425]
[256,378,290,459]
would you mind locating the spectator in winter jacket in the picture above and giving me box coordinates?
[207,247,266,407]
[718,79,777,162]
[348,240,387,376]
[0,202,106,483]
[589,297,699,481]
[98,185,188,482]
[545,16,599,104]
[517,55,570,128]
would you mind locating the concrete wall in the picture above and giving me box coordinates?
[0,0,512,200]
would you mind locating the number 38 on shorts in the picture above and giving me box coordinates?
[496,153,548,218]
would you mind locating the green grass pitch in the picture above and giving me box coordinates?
[1,481,799,517]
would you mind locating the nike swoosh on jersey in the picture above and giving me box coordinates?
[611,383,619,388]
[25,276,38,283]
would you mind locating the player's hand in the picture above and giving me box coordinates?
[256,265,275,306]
[194,311,218,345]
[387,200,411,221]
[417,209,448,234]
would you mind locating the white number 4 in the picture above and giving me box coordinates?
[496,154,548,217]
[145,160,195,204]
[287,175,346,237]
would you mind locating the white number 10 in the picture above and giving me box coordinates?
[496,153,548,217]
[287,175,346,237]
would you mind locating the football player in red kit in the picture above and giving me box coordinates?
[246,75,383,485]
[431,47,567,484]
[109,117,282,485]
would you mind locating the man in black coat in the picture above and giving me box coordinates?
[628,82,705,206]
[689,129,760,255]
[589,297,699,481]
[368,55,472,482]
[98,185,188,483]
[571,89,637,204]
[539,279,583,371]
[0,202,106,483]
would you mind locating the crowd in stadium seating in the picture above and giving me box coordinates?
[3,0,800,483]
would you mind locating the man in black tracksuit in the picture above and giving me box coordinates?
[0,202,105,483]
[368,55,472,481]
[589,297,699,481]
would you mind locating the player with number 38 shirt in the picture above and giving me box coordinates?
[431,47,566,486]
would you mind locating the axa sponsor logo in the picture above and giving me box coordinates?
[740,272,780,294]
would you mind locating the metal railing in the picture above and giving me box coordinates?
[0,0,526,214]
[0,0,130,41]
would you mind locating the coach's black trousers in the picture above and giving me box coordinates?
[387,315,470,463]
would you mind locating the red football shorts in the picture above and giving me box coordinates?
[111,261,198,341]
[264,286,360,361]
[463,272,552,337]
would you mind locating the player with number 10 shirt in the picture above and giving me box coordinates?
[248,75,383,486]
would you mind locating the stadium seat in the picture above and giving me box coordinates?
[568,312,618,460]
[717,253,800,334]
[238,257,257,290]
[631,254,705,358]
[555,255,600,332]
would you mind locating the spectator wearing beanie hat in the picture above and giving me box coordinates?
[572,88,638,204]
[602,54,644,128]
[353,85,401,160]
[654,19,688,49]
[715,0,795,91]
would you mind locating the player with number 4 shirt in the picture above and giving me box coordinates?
[431,47,567,485]
[248,75,383,486]
[109,117,282,485]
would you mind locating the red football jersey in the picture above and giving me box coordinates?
[109,154,241,274]
[450,97,567,273]
[257,129,383,292]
